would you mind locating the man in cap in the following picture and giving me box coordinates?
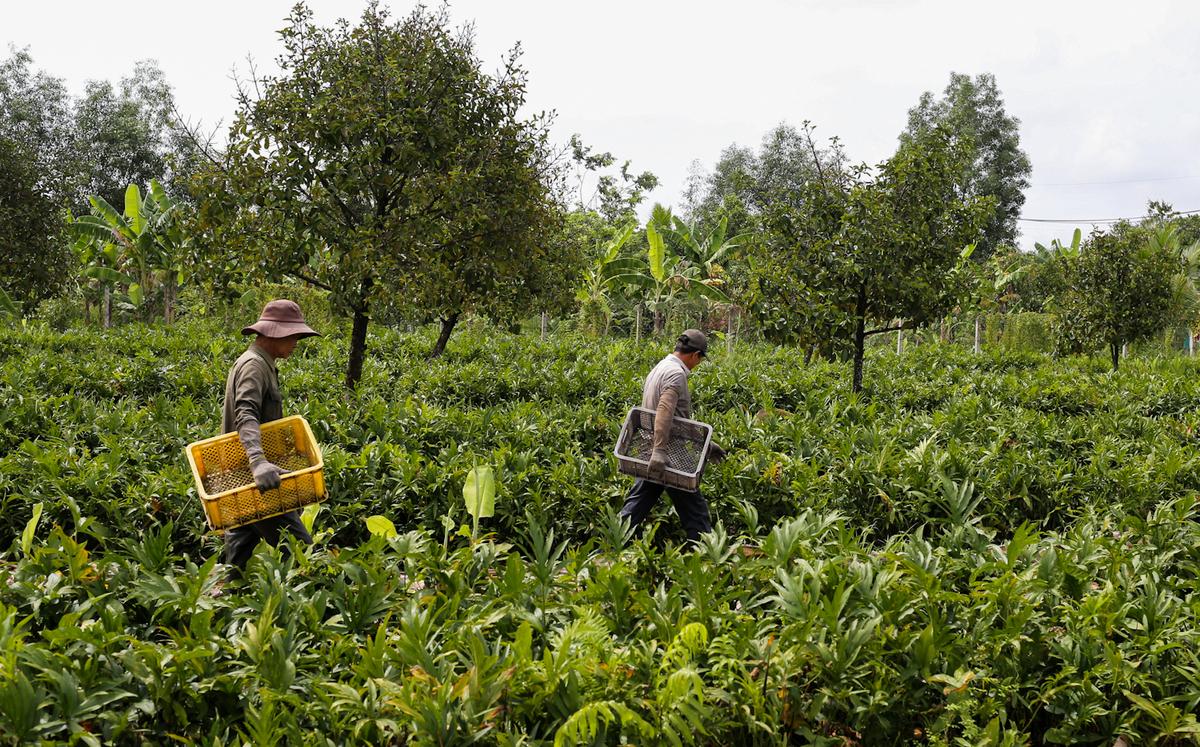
[221,299,320,573]
[619,329,725,543]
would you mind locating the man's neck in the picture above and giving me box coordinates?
[251,340,277,366]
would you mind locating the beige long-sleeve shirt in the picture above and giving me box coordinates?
[641,354,692,418]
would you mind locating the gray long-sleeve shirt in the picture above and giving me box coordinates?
[221,345,282,463]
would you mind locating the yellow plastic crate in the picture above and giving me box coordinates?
[185,415,326,532]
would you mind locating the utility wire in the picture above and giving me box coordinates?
[1018,209,1200,224]
[1029,174,1200,188]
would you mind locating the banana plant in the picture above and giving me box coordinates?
[1150,224,1200,354]
[663,214,749,284]
[636,219,729,334]
[575,224,645,336]
[72,218,131,328]
[1034,227,1082,260]
[73,180,186,324]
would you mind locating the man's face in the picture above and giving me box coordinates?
[681,350,705,370]
[275,335,302,359]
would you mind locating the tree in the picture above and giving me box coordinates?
[749,127,991,391]
[568,135,658,223]
[71,61,196,212]
[1068,227,1178,370]
[684,121,845,234]
[205,3,568,386]
[0,136,70,310]
[901,72,1031,260]
[2,49,195,213]
[0,47,77,212]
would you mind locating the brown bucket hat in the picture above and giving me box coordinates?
[241,299,320,338]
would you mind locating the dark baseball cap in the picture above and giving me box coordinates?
[678,329,708,354]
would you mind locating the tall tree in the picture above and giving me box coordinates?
[684,121,846,232]
[749,127,991,391]
[204,2,567,386]
[0,47,74,204]
[0,136,70,310]
[72,61,196,212]
[901,72,1031,260]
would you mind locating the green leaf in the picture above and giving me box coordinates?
[125,184,144,234]
[88,195,130,239]
[81,267,133,285]
[365,515,397,539]
[647,223,666,284]
[128,283,144,307]
[463,465,496,521]
[21,502,42,556]
[301,504,321,534]
[0,287,20,318]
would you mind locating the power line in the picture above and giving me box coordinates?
[1018,209,1200,224]
[1029,174,1200,188]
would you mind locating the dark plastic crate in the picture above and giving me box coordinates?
[614,406,713,491]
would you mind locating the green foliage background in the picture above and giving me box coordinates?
[3,321,1200,743]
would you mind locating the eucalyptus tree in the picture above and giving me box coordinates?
[901,72,1031,260]
[0,48,74,203]
[204,3,568,386]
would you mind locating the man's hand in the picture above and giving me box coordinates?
[707,442,727,464]
[251,460,283,492]
[647,448,670,481]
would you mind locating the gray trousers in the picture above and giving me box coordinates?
[223,510,312,572]
[619,479,712,543]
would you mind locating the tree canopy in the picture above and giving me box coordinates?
[203,2,570,386]
[902,72,1031,260]
[0,136,70,310]
[749,126,992,390]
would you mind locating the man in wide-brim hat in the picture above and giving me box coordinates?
[220,299,320,575]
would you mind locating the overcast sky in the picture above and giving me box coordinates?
[5,0,1198,248]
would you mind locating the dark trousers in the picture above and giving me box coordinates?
[224,510,312,571]
[619,479,712,543]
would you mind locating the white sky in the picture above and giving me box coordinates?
[5,0,1199,249]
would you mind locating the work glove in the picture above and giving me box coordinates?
[647,448,670,482]
[251,460,283,492]
[707,442,727,464]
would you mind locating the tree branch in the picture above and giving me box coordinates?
[286,269,333,292]
[864,322,914,338]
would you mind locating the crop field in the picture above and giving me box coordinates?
[2,321,1200,745]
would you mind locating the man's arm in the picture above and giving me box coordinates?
[232,360,282,491]
[648,379,682,480]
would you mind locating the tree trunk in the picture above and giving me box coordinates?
[1111,342,1120,371]
[84,297,91,326]
[896,322,903,355]
[345,306,371,389]
[164,274,177,324]
[430,312,460,359]
[653,308,664,335]
[103,287,112,329]
[973,315,982,354]
[540,311,548,340]
[852,285,867,393]
[726,305,734,354]
[805,344,815,365]
[1190,329,1195,357]
[635,303,642,344]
